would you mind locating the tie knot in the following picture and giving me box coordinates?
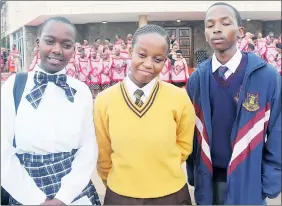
[218,66,228,73]
[34,71,67,87]
[134,89,144,99]
[218,66,228,79]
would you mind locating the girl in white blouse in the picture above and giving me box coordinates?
[1,17,100,205]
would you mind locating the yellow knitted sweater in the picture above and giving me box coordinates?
[94,80,195,198]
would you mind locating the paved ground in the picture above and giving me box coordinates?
[92,163,281,205]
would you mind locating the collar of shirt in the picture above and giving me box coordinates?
[34,64,66,75]
[212,49,242,74]
[125,75,157,102]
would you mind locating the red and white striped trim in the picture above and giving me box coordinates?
[195,114,213,172]
[228,105,270,174]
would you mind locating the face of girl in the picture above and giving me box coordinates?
[38,20,75,73]
[130,33,168,85]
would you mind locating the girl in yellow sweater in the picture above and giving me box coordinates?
[94,24,195,205]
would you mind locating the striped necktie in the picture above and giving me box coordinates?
[134,89,144,107]
[218,66,229,80]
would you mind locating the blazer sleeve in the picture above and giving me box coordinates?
[185,71,199,186]
[261,71,281,199]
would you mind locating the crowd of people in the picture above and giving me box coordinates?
[27,34,189,99]
[237,31,281,73]
[1,1,281,206]
[1,45,22,73]
[2,30,280,96]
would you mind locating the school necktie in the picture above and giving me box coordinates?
[218,66,229,80]
[26,71,77,109]
[134,89,144,107]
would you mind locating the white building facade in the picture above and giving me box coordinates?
[1,1,281,70]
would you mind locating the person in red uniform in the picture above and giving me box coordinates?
[107,43,115,58]
[65,53,77,78]
[114,34,124,50]
[82,40,91,59]
[171,50,189,88]
[95,38,104,55]
[0,52,5,72]
[74,43,83,63]
[262,37,278,64]
[159,58,172,83]
[76,49,90,85]
[7,44,19,73]
[89,51,102,99]
[265,32,277,47]
[249,37,260,56]
[125,47,132,76]
[100,48,113,90]
[111,47,127,85]
[126,34,133,50]
[238,32,253,52]
[169,34,179,51]
[29,40,41,72]
[120,42,129,59]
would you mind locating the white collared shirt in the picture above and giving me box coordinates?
[1,65,97,205]
[124,75,157,103]
[212,49,242,79]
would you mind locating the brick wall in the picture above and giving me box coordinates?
[243,20,263,35]
[262,20,281,37]
[75,24,86,43]
[84,22,139,45]
[24,26,38,71]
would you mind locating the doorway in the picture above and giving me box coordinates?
[165,27,193,68]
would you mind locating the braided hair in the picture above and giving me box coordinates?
[38,16,77,38]
[132,24,170,53]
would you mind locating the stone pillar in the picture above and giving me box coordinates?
[138,15,148,28]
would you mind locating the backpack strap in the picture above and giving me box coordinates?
[12,72,28,147]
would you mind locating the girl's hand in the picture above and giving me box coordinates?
[40,198,65,205]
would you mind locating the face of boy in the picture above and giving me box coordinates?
[204,5,244,53]
[38,21,75,73]
[131,33,168,85]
